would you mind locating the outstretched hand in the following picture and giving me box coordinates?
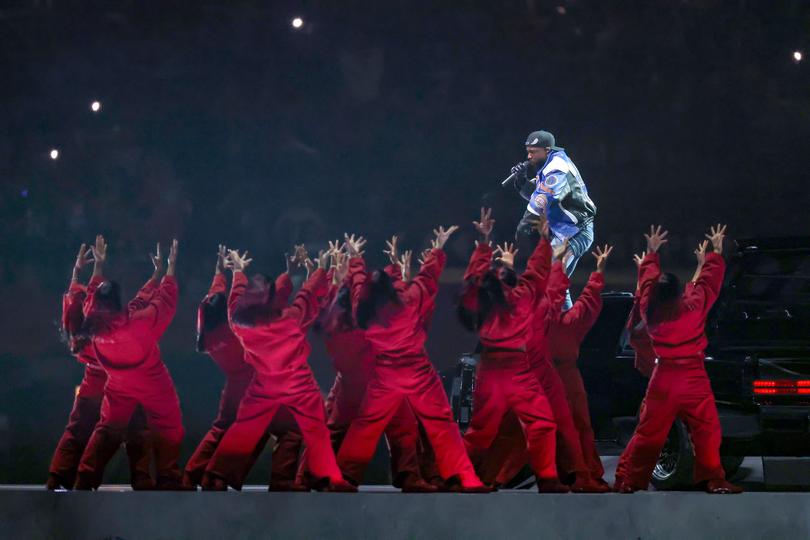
[494,242,518,269]
[695,240,708,267]
[72,243,94,280]
[705,223,727,255]
[399,250,413,281]
[472,207,495,243]
[227,249,252,273]
[644,225,669,253]
[150,243,165,277]
[166,239,179,276]
[432,225,459,250]
[591,244,613,273]
[526,215,550,240]
[344,234,367,257]
[633,251,647,269]
[383,235,399,265]
[552,238,570,263]
[417,248,432,266]
[215,244,228,275]
[91,235,107,277]
[332,250,349,284]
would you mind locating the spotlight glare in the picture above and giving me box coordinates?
[793,51,803,62]
[556,6,567,15]
[91,100,101,112]
[292,17,304,29]
[49,149,59,160]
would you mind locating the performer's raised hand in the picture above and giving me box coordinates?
[644,225,668,253]
[525,215,550,240]
[150,243,165,278]
[166,239,179,277]
[695,240,708,267]
[399,250,413,281]
[432,225,459,250]
[553,238,570,263]
[72,243,93,281]
[316,249,330,270]
[344,234,367,257]
[215,244,228,275]
[633,251,646,269]
[591,244,613,274]
[417,248,432,266]
[227,249,252,273]
[332,250,349,284]
[383,235,399,265]
[473,207,495,244]
[494,242,518,269]
[91,234,108,277]
[705,223,727,255]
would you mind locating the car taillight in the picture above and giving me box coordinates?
[753,380,810,395]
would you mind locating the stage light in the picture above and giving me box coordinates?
[556,6,567,15]
[793,51,803,63]
[50,149,59,160]
[292,17,304,29]
[91,101,101,112]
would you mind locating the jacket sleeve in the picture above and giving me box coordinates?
[274,272,293,307]
[127,277,160,316]
[513,237,552,305]
[460,243,493,311]
[688,252,726,315]
[637,252,662,325]
[285,268,329,329]
[348,256,369,320]
[228,271,248,326]
[82,275,105,316]
[62,282,87,334]
[130,275,178,337]
[527,168,571,216]
[207,273,227,297]
[561,271,605,338]
[405,248,446,316]
[384,263,403,282]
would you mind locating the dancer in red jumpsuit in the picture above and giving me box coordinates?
[336,228,488,492]
[184,245,304,490]
[201,247,355,492]
[47,243,152,490]
[459,208,569,493]
[613,225,742,494]
[301,242,435,492]
[75,236,186,490]
[547,245,613,490]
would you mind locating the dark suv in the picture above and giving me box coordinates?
[449,238,810,488]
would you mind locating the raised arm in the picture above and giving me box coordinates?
[285,265,330,329]
[405,225,456,311]
[560,244,611,335]
[130,240,179,337]
[637,225,668,324]
[225,248,253,324]
[83,235,107,315]
[513,235,552,304]
[461,242,494,310]
[688,224,727,314]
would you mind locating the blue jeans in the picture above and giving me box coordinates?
[551,222,594,310]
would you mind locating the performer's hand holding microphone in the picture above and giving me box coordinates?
[501,160,530,187]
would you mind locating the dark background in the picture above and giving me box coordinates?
[1,0,809,484]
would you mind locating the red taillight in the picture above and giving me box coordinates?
[753,380,810,395]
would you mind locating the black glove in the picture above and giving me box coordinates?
[510,161,529,186]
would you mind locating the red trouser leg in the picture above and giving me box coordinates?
[417,422,442,485]
[400,360,482,487]
[140,379,185,489]
[614,365,679,489]
[465,355,558,483]
[384,401,422,487]
[677,366,725,484]
[267,406,304,487]
[478,411,525,486]
[75,392,139,489]
[125,406,155,489]
[535,360,589,480]
[49,366,106,488]
[184,372,253,486]
[557,364,605,481]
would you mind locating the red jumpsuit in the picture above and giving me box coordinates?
[614,252,727,490]
[461,240,562,485]
[184,272,303,488]
[76,275,185,489]
[336,250,484,489]
[626,288,657,378]
[48,282,152,490]
[484,263,592,489]
[203,269,345,490]
[548,271,607,485]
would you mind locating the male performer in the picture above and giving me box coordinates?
[510,130,596,309]
[613,225,742,494]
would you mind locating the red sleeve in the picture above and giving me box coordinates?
[228,271,248,325]
[384,263,403,282]
[405,248,446,316]
[285,268,329,329]
[274,272,293,307]
[348,256,369,318]
[688,253,725,314]
[461,244,493,311]
[513,238,551,305]
[208,273,227,296]
[83,275,105,316]
[637,252,662,324]
[130,276,178,337]
[561,271,604,338]
[62,282,87,333]
[127,277,159,316]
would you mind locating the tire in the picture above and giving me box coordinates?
[650,419,694,490]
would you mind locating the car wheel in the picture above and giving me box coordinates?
[650,419,694,490]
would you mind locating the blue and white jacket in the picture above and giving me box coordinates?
[521,150,596,241]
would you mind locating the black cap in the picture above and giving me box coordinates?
[525,130,563,151]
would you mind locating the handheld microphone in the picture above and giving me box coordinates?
[501,161,529,187]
